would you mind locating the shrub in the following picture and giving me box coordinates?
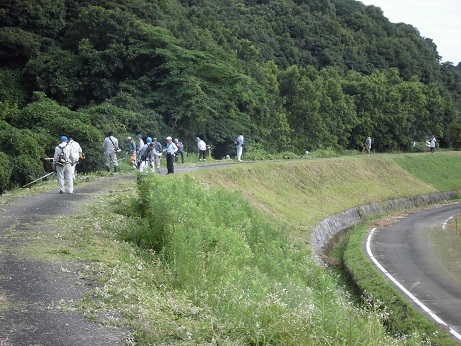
[11,154,46,187]
[0,151,13,194]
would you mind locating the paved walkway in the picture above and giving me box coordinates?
[0,176,134,345]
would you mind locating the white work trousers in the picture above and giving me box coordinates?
[151,157,161,173]
[56,163,74,193]
[105,151,118,168]
[237,146,243,161]
[138,160,148,172]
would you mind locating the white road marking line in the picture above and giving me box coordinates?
[366,227,461,342]
[443,216,454,231]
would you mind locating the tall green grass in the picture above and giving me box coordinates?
[68,152,461,345]
[120,173,429,345]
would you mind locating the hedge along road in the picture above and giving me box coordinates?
[367,202,461,343]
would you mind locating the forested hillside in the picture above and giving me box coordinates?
[1,0,461,192]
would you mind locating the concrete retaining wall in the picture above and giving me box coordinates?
[311,191,460,262]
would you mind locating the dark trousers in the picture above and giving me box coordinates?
[199,150,206,160]
[166,154,174,173]
[175,151,184,163]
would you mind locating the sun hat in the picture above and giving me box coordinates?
[166,136,172,140]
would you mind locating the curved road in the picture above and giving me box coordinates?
[367,202,461,342]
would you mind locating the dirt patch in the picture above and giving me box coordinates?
[371,212,410,228]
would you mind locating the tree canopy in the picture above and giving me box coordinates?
[1,0,460,191]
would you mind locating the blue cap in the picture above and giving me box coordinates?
[60,136,68,141]
[136,134,142,138]
[146,137,152,143]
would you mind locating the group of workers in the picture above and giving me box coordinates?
[53,131,245,194]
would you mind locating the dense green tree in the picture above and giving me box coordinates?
[0,28,42,67]
[1,0,461,189]
[0,68,28,107]
[0,0,66,38]
[24,47,81,108]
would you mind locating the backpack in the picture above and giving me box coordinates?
[155,141,162,152]
[56,145,67,166]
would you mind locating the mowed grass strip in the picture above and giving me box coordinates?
[193,154,442,235]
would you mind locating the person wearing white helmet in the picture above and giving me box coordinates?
[196,137,207,162]
[365,136,371,155]
[235,132,244,161]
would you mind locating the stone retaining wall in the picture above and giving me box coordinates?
[311,191,460,262]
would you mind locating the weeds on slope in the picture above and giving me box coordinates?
[83,173,425,345]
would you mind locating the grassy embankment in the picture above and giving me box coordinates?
[5,152,461,345]
[192,153,461,345]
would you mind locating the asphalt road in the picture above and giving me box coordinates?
[367,203,461,342]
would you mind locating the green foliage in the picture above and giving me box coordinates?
[0,120,45,157]
[243,142,302,160]
[0,151,13,193]
[24,47,81,108]
[11,154,46,187]
[2,93,104,175]
[0,0,66,38]
[0,27,42,66]
[0,68,28,107]
[446,119,461,150]
[410,141,428,153]
[121,173,404,344]
[0,119,48,189]
[0,0,461,190]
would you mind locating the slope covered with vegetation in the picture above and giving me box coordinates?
[1,0,461,192]
[13,152,460,345]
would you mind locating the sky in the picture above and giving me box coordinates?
[358,0,461,64]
